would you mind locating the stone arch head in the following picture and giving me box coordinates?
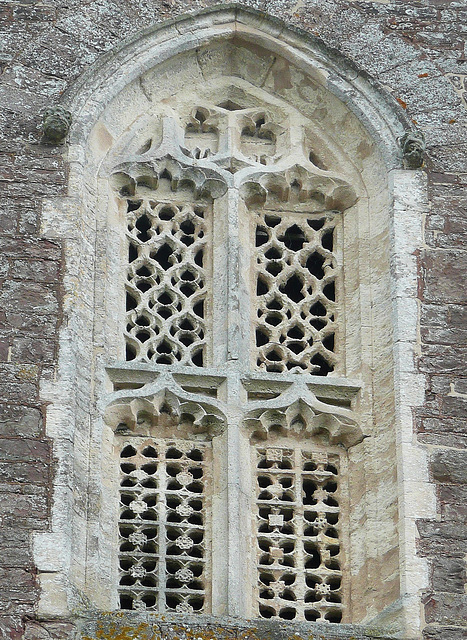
[50,3,416,376]
[63,4,410,174]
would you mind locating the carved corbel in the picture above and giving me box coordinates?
[41,106,72,144]
[400,130,426,169]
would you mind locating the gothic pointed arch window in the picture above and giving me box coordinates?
[103,81,367,623]
[34,8,430,636]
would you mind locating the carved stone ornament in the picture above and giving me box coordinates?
[243,381,363,448]
[117,436,211,613]
[447,73,467,110]
[400,130,425,169]
[104,387,226,438]
[41,106,72,144]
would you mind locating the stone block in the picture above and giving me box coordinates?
[0,616,23,640]
[450,304,467,328]
[0,237,60,260]
[13,4,56,22]
[424,593,467,626]
[421,325,467,345]
[0,589,36,616]
[422,249,467,305]
[0,281,59,316]
[0,492,48,522]
[417,419,467,449]
[438,484,467,508]
[431,449,467,484]
[0,527,33,567]
[24,621,77,640]
[423,625,467,640]
[0,380,38,403]
[440,501,467,525]
[417,520,467,557]
[0,438,50,462]
[10,259,60,283]
[419,344,467,374]
[0,84,47,116]
[420,304,448,327]
[0,310,55,333]
[0,567,36,590]
[0,461,49,483]
[10,336,56,364]
[431,555,466,593]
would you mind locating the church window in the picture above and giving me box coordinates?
[35,14,425,634]
[108,92,359,621]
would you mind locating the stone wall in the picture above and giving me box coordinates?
[0,2,465,640]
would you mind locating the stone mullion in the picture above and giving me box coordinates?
[157,446,167,613]
[225,372,249,617]
[294,448,306,611]
[226,187,242,363]
[224,179,250,615]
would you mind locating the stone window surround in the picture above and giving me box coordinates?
[33,7,434,639]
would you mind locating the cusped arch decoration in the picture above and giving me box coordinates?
[104,387,226,438]
[244,390,362,448]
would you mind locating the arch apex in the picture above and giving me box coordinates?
[63,4,411,170]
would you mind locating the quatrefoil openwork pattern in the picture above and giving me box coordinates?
[125,199,209,367]
[113,91,356,374]
[118,438,210,614]
[254,211,338,375]
[255,446,343,623]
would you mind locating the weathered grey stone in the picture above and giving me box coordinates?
[0,404,42,437]
[424,593,467,627]
[423,626,467,640]
[431,449,467,484]
[432,556,466,593]
[400,130,426,169]
[41,106,72,144]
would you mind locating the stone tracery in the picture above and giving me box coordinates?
[118,438,210,613]
[254,446,342,623]
[253,209,339,375]
[112,94,357,378]
[125,198,210,366]
[108,81,362,620]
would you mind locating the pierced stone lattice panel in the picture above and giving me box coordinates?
[255,447,342,623]
[125,199,210,366]
[254,211,339,374]
[119,439,210,613]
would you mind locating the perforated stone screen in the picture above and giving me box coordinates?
[255,447,342,623]
[125,199,210,366]
[254,211,339,375]
[118,439,211,613]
